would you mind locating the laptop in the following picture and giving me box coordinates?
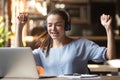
[0,47,39,79]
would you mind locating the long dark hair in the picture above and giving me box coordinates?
[36,9,70,57]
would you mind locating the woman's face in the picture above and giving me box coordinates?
[46,14,66,40]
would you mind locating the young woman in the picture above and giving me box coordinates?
[15,9,116,75]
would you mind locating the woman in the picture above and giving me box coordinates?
[15,9,116,75]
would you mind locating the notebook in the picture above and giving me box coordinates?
[0,47,39,79]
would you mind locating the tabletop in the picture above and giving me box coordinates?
[1,76,120,80]
[88,64,120,72]
[88,64,120,76]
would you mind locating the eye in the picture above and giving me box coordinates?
[48,24,52,27]
[56,23,64,27]
[56,24,62,26]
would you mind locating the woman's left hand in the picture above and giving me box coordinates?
[100,14,112,30]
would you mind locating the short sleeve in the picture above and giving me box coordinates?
[85,40,107,62]
[32,48,42,66]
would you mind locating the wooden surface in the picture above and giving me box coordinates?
[25,36,120,42]
[1,76,120,80]
[88,64,120,73]
[101,76,120,80]
[70,36,120,41]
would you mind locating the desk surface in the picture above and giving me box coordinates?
[88,64,120,72]
[1,76,120,80]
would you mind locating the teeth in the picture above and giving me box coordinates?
[51,32,57,34]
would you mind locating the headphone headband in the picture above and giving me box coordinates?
[64,10,71,31]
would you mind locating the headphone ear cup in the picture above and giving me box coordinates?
[44,24,47,30]
[64,10,71,31]
[68,25,71,30]
[65,24,71,31]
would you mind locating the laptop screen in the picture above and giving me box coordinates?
[0,47,39,79]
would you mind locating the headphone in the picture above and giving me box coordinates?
[44,9,71,31]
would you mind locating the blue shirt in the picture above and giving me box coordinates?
[32,38,107,76]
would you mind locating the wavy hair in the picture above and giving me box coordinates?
[36,9,69,57]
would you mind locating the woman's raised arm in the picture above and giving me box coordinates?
[100,14,116,59]
[15,13,28,47]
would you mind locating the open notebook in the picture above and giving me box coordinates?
[0,47,39,79]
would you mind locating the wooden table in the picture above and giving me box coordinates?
[1,76,120,80]
[88,64,120,75]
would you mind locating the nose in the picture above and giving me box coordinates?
[51,25,56,30]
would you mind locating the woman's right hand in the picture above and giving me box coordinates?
[17,13,28,29]
[15,13,28,47]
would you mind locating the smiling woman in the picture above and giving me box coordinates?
[47,14,65,40]
[15,8,116,76]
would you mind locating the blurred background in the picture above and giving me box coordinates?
[0,0,120,58]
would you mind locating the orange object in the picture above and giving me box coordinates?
[36,66,45,75]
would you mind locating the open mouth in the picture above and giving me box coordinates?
[51,31,58,34]
[50,32,59,38]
